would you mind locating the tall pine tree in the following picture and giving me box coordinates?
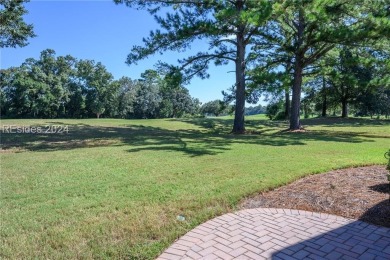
[115,0,272,133]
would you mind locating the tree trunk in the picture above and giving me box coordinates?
[289,9,304,130]
[290,59,303,130]
[284,60,292,120]
[322,95,327,117]
[285,89,290,120]
[232,1,246,134]
[321,76,327,117]
[232,39,246,134]
[304,103,309,119]
[341,99,348,118]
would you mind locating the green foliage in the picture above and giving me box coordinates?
[200,100,226,117]
[303,44,390,119]
[91,101,105,118]
[116,76,139,118]
[274,110,287,121]
[158,67,200,118]
[245,105,265,116]
[265,101,282,120]
[77,59,118,118]
[34,51,113,118]
[0,0,35,48]
[117,0,389,131]
[326,47,368,117]
[133,80,162,119]
[1,49,76,118]
[253,0,390,129]
[356,87,390,118]
[1,50,201,119]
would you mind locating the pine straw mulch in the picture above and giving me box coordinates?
[240,165,390,228]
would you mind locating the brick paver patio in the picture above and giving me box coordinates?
[157,208,390,259]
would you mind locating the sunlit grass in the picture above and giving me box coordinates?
[1,116,389,259]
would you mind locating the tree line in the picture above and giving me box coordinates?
[2,49,261,119]
[0,49,202,119]
[265,46,390,120]
[1,0,389,128]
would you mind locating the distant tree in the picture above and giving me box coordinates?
[34,49,76,117]
[0,68,15,116]
[66,80,86,118]
[91,101,105,119]
[245,105,265,116]
[300,39,390,119]
[76,60,117,118]
[133,80,162,119]
[201,100,225,117]
[1,49,220,119]
[356,87,390,118]
[161,87,197,118]
[307,74,332,117]
[0,0,35,48]
[116,77,139,118]
[325,48,370,118]
[188,97,201,116]
[1,49,76,118]
[301,88,317,119]
[0,66,32,117]
[353,45,390,118]
[159,67,199,118]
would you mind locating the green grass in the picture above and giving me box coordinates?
[1,116,389,259]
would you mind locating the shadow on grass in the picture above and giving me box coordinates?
[0,117,383,156]
[300,117,390,127]
[171,117,289,134]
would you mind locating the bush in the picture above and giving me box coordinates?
[274,111,287,121]
[266,102,281,120]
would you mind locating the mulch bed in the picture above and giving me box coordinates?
[240,165,390,228]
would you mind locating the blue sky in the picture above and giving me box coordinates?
[1,0,245,104]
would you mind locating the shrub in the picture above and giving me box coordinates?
[266,102,281,120]
[274,111,287,121]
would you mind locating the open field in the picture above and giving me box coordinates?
[1,116,389,259]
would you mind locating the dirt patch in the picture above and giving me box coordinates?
[240,165,390,227]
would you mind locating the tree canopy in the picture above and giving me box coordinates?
[1,49,201,119]
[0,0,35,48]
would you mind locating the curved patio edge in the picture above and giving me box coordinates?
[157,208,390,260]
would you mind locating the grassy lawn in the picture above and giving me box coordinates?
[1,116,389,259]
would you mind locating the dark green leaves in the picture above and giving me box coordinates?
[0,0,35,48]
